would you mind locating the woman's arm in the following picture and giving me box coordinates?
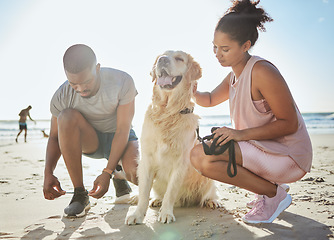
[245,61,298,139]
[215,61,299,145]
[193,72,231,107]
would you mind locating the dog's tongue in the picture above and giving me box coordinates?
[157,75,173,86]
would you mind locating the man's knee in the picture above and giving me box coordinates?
[126,168,138,185]
[58,109,82,127]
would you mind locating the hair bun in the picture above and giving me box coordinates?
[226,0,272,31]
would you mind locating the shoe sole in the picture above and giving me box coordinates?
[243,194,292,224]
[114,193,131,204]
[246,184,290,209]
[281,184,290,193]
[64,202,91,218]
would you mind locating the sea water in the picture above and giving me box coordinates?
[0,112,334,145]
[0,119,51,144]
[199,112,334,135]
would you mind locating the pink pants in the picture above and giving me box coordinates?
[238,141,306,184]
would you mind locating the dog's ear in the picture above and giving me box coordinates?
[150,68,157,84]
[188,59,202,81]
[150,55,160,83]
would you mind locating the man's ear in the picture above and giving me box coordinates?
[96,63,101,73]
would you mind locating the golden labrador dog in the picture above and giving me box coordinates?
[126,50,220,225]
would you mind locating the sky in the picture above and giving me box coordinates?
[0,0,333,125]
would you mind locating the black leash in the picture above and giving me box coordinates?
[197,127,237,178]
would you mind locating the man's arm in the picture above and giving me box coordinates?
[28,112,35,122]
[106,100,135,172]
[89,100,135,198]
[43,116,65,199]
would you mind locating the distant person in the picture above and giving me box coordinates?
[43,44,139,218]
[190,0,312,224]
[15,105,36,143]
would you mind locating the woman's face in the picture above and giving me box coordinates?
[213,30,247,67]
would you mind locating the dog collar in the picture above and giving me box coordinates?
[180,107,194,114]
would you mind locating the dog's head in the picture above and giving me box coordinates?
[151,50,202,91]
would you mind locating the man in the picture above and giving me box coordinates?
[43,44,139,218]
[15,105,36,143]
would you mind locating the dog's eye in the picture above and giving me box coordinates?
[175,57,184,62]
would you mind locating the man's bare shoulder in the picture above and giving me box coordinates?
[19,109,29,116]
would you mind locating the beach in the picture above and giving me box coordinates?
[0,134,333,240]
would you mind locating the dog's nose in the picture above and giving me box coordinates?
[158,56,170,65]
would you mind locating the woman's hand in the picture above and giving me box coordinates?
[212,127,244,145]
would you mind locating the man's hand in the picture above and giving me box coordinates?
[88,172,111,199]
[43,174,65,200]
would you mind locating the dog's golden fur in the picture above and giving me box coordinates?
[126,51,220,225]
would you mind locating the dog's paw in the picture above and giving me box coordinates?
[125,211,145,225]
[150,199,162,208]
[204,199,222,209]
[158,209,176,224]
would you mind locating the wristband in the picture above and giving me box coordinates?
[102,168,113,178]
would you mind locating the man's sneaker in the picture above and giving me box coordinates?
[242,185,292,224]
[113,178,132,204]
[246,184,290,209]
[64,187,90,218]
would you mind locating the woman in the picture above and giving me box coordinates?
[190,0,312,224]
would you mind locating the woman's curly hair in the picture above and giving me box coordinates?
[216,0,273,46]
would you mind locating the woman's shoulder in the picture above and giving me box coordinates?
[251,57,286,93]
[252,57,281,80]
[252,56,274,68]
[223,71,233,82]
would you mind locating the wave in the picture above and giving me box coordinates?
[325,113,334,120]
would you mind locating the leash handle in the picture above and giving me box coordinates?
[227,140,237,178]
[200,127,237,178]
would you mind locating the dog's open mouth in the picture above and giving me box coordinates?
[157,70,182,89]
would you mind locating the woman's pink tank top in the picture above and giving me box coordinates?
[229,56,312,172]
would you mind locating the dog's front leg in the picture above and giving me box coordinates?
[125,159,154,225]
[158,164,185,224]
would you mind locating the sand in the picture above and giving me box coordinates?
[0,134,333,240]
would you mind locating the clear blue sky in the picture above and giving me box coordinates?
[1,0,333,123]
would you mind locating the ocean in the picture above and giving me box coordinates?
[199,112,334,135]
[1,112,334,145]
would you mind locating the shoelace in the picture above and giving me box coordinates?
[197,127,237,178]
[248,194,260,205]
[250,196,265,215]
